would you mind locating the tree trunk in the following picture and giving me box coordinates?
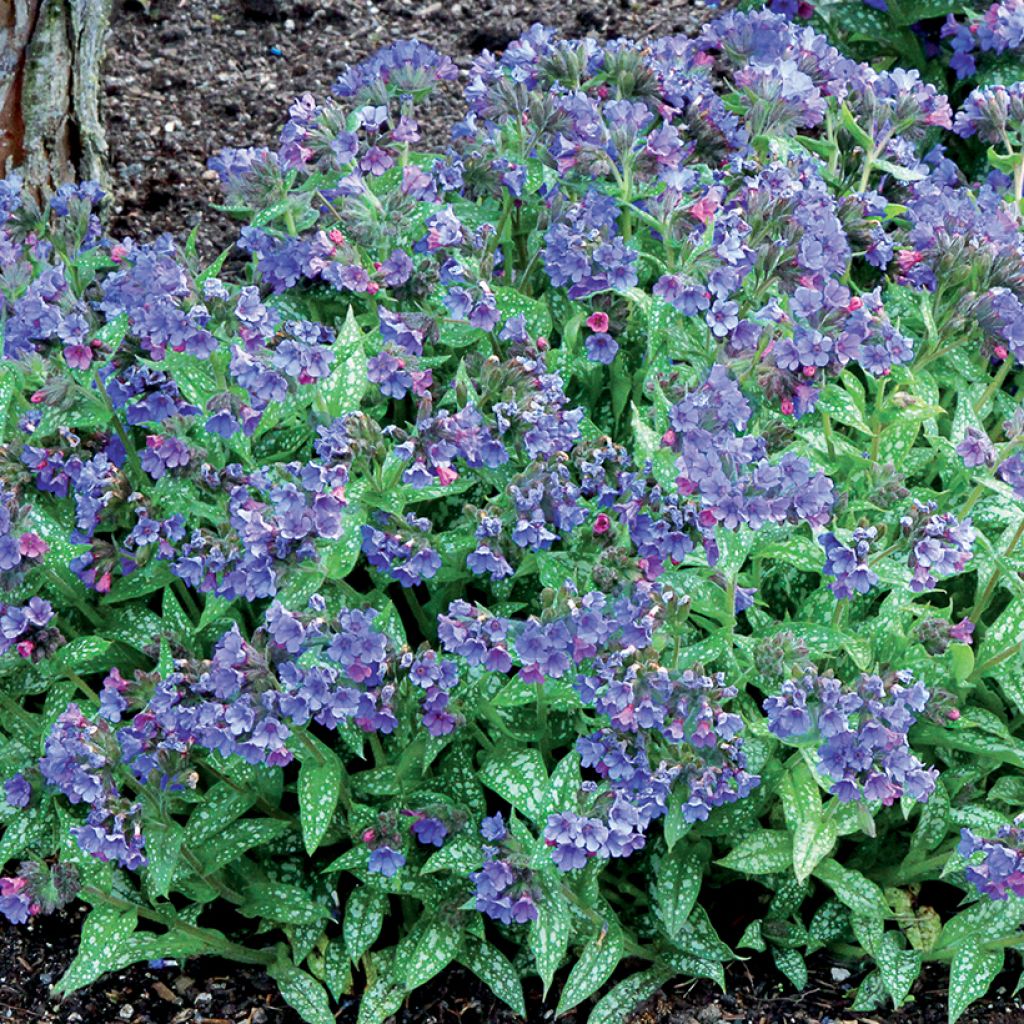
[0,0,112,195]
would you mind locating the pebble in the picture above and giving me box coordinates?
[284,17,296,29]
[118,1005,134,1020]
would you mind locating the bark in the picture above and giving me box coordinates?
[0,0,113,194]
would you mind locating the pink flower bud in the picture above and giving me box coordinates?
[30,391,46,404]
[896,249,923,272]
[436,465,459,487]
[780,398,795,416]
[362,829,376,844]
[661,429,677,447]
[366,282,380,295]
[847,296,863,312]
[96,572,113,594]
[536,336,549,350]
[586,312,610,333]
[995,345,1009,361]
[593,513,611,536]
[802,365,816,378]
[947,708,961,721]
[110,244,128,263]
[16,641,34,658]
[18,533,48,558]
[329,229,345,245]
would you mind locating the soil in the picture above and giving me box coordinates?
[101,0,720,257]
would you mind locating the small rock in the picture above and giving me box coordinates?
[118,1005,134,1021]
[193,991,213,1009]
[831,966,852,982]
[163,120,178,133]
[284,17,296,30]
[172,975,194,996]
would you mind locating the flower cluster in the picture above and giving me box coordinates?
[765,669,937,804]
[959,821,1024,900]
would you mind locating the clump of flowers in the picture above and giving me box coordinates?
[2,11,1024,1024]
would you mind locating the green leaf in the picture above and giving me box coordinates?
[420,832,483,875]
[530,882,572,996]
[772,947,808,989]
[876,931,921,1008]
[873,159,928,182]
[322,507,365,581]
[738,920,767,952]
[977,598,1024,677]
[143,820,183,898]
[45,637,114,677]
[556,920,624,1016]
[588,966,674,1024]
[322,940,352,1000]
[949,945,1004,1024]
[198,817,292,872]
[460,934,526,1017]
[318,306,367,420]
[55,904,137,994]
[241,883,331,925]
[268,958,335,1024]
[818,384,872,435]
[813,860,888,955]
[395,917,461,990]
[298,746,342,855]
[716,831,792,875]
[655,844,704,940]
[356,952,406,1024]
[185,783,256,845]
[480,749,548,822]
[839,102,874,150]
[344,886,386,962]
[937,896,1024,952]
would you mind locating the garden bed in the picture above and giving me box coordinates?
[5,907,1024,1023]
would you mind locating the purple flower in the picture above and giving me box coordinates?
[960,822,1024,901]
[368,846,406,877]
[820,529,879,600]
[0,877,33,924]
[584,332,619,364]
[411,816,448,847]
[480,813,507,841]
[765,668,936,805]
[4,774,30,809]
[957,427,996,468]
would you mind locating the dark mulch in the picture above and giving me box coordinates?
[102,0,718,257]
[2,903,1022,1024]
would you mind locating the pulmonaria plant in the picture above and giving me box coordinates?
[2,12,1024,1024]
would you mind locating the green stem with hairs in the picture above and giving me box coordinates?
[974,356,1014,415]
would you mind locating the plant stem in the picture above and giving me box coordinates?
[40,567,105,629]
[81,886,275,966]
[975,356,1014,415]
[970,517,1024,622]
[536,682,552,770]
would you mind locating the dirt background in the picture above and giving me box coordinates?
[102,0,718,255]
